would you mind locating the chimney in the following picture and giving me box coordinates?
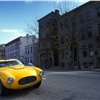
[55,10,59,14]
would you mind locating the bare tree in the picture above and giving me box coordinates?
[25,17,39,36]
[54,1,81,14]
[39,17,59,68]
[26,1,82,69]
[26,13,59,68]
[56,1,82,69]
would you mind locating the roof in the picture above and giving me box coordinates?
[5,37,20,46]
[38,10,60,22]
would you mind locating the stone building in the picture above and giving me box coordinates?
[38,1,100,69]
[24,42,38,66]
[58,1,100,69]
[38,10,60,68]
[5,34,38,64]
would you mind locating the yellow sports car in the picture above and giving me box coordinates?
[0,59,44,96]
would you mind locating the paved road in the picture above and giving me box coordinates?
[0,70,100,100]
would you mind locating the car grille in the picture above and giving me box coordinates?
[18,76,36,85]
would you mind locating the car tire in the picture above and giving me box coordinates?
[0,80,7,96]
[34,81,41,88]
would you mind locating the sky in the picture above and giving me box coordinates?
[0,0,90,44]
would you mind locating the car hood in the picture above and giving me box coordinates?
[0,65,38,79]
[9,65,25,69]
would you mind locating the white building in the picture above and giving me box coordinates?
[24,43,38,66]
[5,34,38,64]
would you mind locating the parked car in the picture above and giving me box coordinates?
[0,59,44,96]
[24,62,34,66]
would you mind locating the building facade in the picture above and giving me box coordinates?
[0,44,5,59]
[24,43,38,66]
[38,1,100,69]
[5,34,38,64]
[58,1,100,69]
[38,10,60,68]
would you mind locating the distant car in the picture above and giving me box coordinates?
[25,62,34,66]
[0,59,44,96]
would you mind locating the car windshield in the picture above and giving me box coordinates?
[0,60,23,68]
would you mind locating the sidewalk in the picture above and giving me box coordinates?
[90,68,100,72]
[43,67,100,72]
[73,68,100,72]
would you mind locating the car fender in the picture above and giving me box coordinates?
[0,71,13,88]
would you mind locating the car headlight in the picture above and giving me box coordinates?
[38,70,44,77]
[6,77,14,85]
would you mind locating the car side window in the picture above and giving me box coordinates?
[0,63,6,67]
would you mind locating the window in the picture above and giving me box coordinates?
[40,31,45,38]
[30,57,32,63]
[83,51,87,57]
[89,50,94,57]
[82,45,87,50]
[40,23,43,28]
[95,50,98,55]
[61,36,64,44]
[88,44,93,49]
[60,23,63,30]
[86,11,91,21]
[80,28,86,39]
[28,48,29,54]
[72,31,76,41]
[40,42,44,49]
[66,52,69,59]
[31,46,32,53]
[88,44,94,57]
[25,58,27,63]
[46,19,50,25]
[87,27,92,38]
[80,14,84,23]
[98,24,100,34]
[25,47,27,54]
[97,7,100,17]
[28,57,29,62]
